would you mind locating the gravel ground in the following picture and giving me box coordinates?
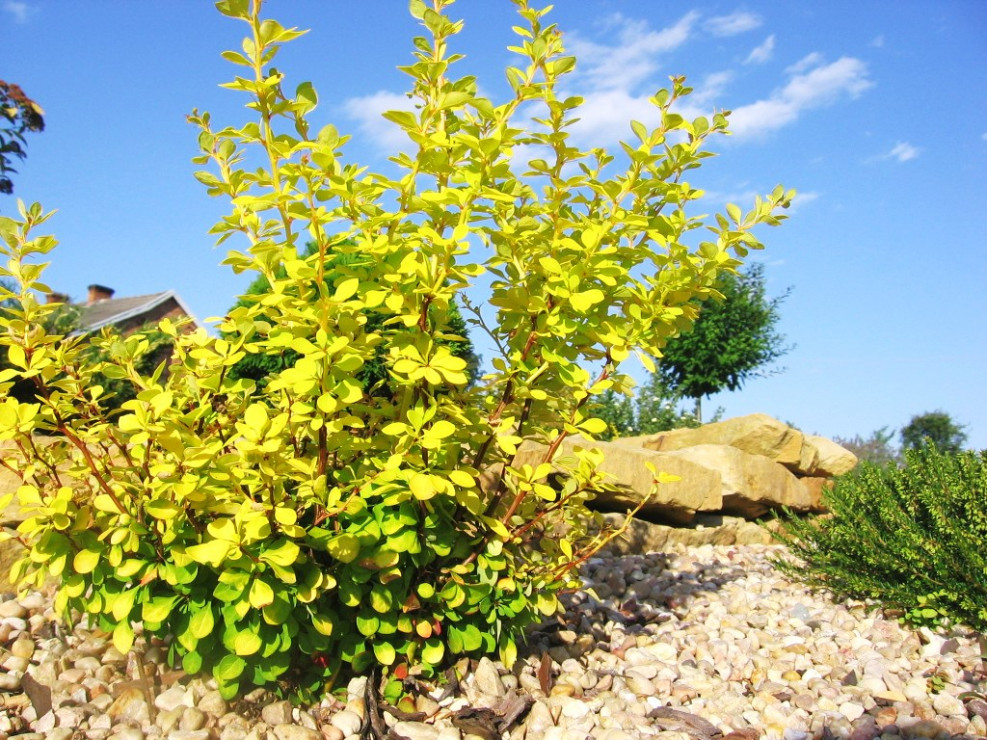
[0,543,984,740]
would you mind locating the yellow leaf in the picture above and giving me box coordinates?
[73,548,100,575]
[570,289,604,312]
[249,578,275,608]
[579,417,608,436]
[427,420,456,439]
[312,612,334,636]
[316,393,338,414]
[113,621,135,655]
[448,470,475,488]
[274,507,297,526]
[185,540,233,567]
[233,630,262,656]
[410,473,435,500]
[331,277,360,302]
[243,403,268,433]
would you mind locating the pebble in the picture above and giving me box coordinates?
[0,546,982,740]
[197,689,228,715]
[261,699,293,726]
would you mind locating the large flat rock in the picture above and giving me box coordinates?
[512,437,722,524]
[662,444,812,518]
[803,434,858,477]
[620,413,808,472]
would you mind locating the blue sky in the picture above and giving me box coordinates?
[4,1,986,449]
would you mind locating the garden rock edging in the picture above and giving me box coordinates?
[512,414,857,539]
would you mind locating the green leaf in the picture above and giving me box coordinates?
[142,595,179,624]
[73,548,100,575]
[421,638,444,665]
[373,640,396,666]
[214,654,247,682]
[356,613,379,637]
[312,611,334,637]
[259,540,300,568]
[233,630,262,656]
[182,650,203,675]
[262,595,292,626]
[325,534,359,563]
[189,606,216,639]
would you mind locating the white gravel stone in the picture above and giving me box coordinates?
[2,544,983,740]
[330,709,363,736]
[272,725,322,740]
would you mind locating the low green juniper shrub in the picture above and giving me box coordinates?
[773,445,987,631]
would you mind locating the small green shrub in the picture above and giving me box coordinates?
[774,445,987,631]
[0,0,790,700]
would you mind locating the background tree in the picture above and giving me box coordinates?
[901,411,967,453]
[658,262,792,421]
[1,80,45,196]
[834,426,901,467]
[592,373,704,440]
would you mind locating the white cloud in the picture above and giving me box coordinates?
[704,11,762,37]
[340,90,415,153]
[3,0,37,23]
[567,12,698,92]
[745,34,775,65]
[870,35,885,48]
[788,190,820,213]
[887,141,920,162]
[564,70,734,147]
[785,52,824,75]
[729,55,873,139]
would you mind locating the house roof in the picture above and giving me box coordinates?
[76,290,198,333]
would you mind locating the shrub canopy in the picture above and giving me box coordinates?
[0,0,791,699]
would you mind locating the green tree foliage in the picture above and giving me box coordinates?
[1,81,45,196]
[0,282,170,412]
[900,411,967,454]
[774,446,987,631]
[0,0,791,699]
[592,373,703,440]
[227,242,479,391]
[658,262,791,420]
[834,426,901,468]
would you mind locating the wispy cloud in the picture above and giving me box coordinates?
[745,34,775,65]
[704,11,762,37]
[3,0,37,23]
[340,90,415,153]
[870,35,885,48]
[566,12,698,92]
[785,52,824,75]
[885,141,920,162]
[729,55,873,139]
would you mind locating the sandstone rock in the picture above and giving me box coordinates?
[803,434,858,477]
[663,444,811,518]
[799,477,833,513]
[621,414,807,470]
[599,512,780,553]
[512,438,722,524]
